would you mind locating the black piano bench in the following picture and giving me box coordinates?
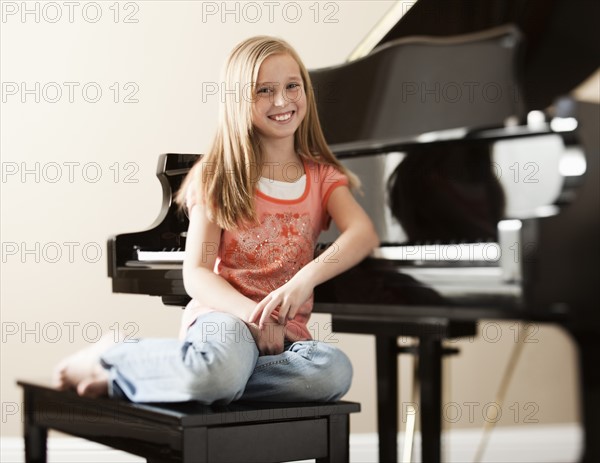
[17,379,360,463]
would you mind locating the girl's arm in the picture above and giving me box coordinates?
[183,203,256,320]
[250,185,380,327]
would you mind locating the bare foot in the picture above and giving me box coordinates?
[52,334,120,397]
[77,375,109,398]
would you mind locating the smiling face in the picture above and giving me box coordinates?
[251,53,307,145]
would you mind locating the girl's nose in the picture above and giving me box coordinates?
[273,89,285,107]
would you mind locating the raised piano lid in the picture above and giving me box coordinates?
[354,0,599,113]
[310,25,526,147]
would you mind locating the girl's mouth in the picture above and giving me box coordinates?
[268,111,294,122]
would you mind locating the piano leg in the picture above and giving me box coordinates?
[333,316,474,462]
[418,338,443,463]
[376,335,399,463]
[573,332,600,463]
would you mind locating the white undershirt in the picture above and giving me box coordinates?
[257,175,306,200]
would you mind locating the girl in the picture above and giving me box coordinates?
[54,36,379,404]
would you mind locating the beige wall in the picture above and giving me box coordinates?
[0,0,581,438]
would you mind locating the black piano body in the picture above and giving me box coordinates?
[108,2,599,461]
[108,114,598,462]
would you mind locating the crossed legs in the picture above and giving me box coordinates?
[53,312,352,404]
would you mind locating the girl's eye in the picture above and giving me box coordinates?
[257,87,271,94]
[287,83,301,90]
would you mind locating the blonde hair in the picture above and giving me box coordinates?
[175,35,359,230]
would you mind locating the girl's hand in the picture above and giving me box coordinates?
[246,319,285,356]
[249,277,314,328]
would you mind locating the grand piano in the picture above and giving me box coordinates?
[108,1,599,461]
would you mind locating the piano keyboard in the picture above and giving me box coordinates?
[372,243,500,262]
[133,243,501,265]
[136,249,185,263]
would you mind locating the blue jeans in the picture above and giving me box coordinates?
[100,312,353,404]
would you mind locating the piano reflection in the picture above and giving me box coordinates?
[108,1,599,461]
